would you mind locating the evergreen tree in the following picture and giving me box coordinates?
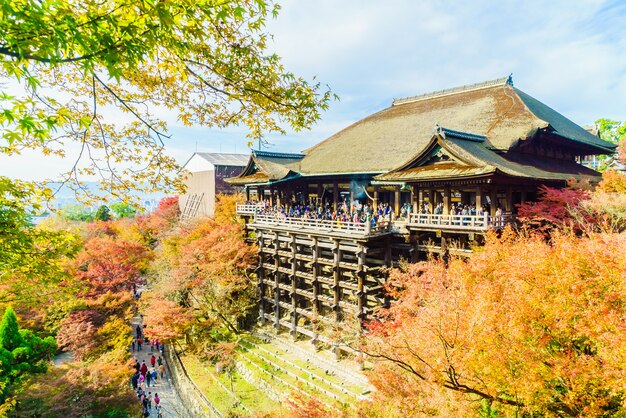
[0,307,22,352]
[94,205,111,222]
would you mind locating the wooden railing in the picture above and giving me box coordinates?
[251,213,390,235]
[407,213,514,231]
[237,205,514,234]
[236,203,259,215]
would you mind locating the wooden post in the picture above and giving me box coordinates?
[333,181,339,211]
[317,183,323,205]
[443,186,451,215]
[270,187,275,206]
[475,186,482,211]
[311,237,319,344]
[490,189,498,216]
[290,234,298,339]
[521,189,527,205]
[411,186,418,214]
[350,189,355,212]
[258,231,265,324]
[394,187,400,217]
[245,187,250,202]
[259,187,265,203]
[506,186,513,212]
[428,189,435,212]
[357,245,365,319]
[418,188,424,212]
[373,187,379,211]
[274,233,280,330]
[333,240,341,322]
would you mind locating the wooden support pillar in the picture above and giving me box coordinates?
[418,188,424,212]
[273,233,280,330]
[475,186,483,211]
[428,189,435,212]
[317,183,323,205]
[411,186,418,214]
[373,187,379,211]
[245,187,250,202]
[259,187,265,202]
[383,236,392,308]
[290,234,298,339]
[490,189,498,216]
[443,186,451,215]
[357,245,365,320]
[394,187,400,217]
[270,187,275,206]
[506,186,513,212]
[521,189,527,204]
[333,181,339,211]
[333,240,341,322]
[311,237,320,343]
[350,190,355,212]
[258,231,265,324]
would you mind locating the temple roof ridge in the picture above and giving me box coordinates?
[392,75,513,106]
[252,149,304,159]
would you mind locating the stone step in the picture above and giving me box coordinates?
[254,328,372,389]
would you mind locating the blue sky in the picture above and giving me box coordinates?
[3,0,626,182]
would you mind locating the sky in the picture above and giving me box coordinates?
[3,0,626,184]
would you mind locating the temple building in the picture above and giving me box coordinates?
[227,76,616,342]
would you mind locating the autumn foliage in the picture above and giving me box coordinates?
[73,236,151,296]
[362,230,626,417]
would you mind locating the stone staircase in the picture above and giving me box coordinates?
[234,330,373,412]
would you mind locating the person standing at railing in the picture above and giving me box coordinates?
[495,207,503,228]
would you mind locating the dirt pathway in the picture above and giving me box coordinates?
[131,315,190,418]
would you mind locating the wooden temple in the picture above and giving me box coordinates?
[226,76,616,341]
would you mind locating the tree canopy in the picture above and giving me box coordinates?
[0,0,333,198]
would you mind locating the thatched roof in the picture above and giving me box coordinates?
[375,127,600,183]
[295,76,614,176]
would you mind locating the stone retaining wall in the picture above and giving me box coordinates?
[164,345,222,418]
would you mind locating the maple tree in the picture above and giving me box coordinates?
[0,0,332,199]
[72,235,152,296]
[360,231,626,417]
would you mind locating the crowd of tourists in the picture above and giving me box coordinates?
[131,324,166,417]
[248,199,400,227]
[245,198,502,226]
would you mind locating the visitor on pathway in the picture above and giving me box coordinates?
[137,336,143,351]
[140,360,148,377]
[151,368,158,385]
[146,369,152,387]
[158,363,166,378]
[131,372,139,390]
[150,354,156,367]
[157,356,162,366]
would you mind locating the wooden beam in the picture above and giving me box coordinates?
[333,180,339,211]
